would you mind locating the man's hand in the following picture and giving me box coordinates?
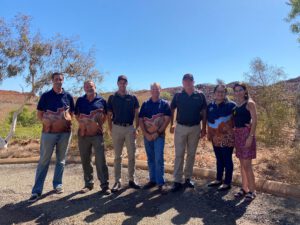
[145,133,153,141]
[151,132,159,141]
[133,128,139,139]
[170,125,175,134]
[200,128,206,138]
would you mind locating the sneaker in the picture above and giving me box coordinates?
[184,179,195,188]
[171,182,182,192]
[28,193,41,203]
[80,186,93,194]
[111,182,122,193]
[217,184,231,191]
[129,180,141,189]
[143,181,156,190]
[100,187,111,196]
[207,180,222,187]
[54,186,64,194]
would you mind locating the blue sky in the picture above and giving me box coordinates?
[1,0,300,92]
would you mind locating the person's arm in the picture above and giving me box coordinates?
[106,96,113,134]
[139,118,153,141]
[37,110,44,122]
[158,116,171,135]
[201,108,207,138]
[170,94,177,133]
[245,100,257,148]
[107,111,113,133]
[134,108,139,130]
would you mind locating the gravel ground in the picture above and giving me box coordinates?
[0,163,299,225]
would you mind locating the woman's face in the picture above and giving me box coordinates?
[234,86,246,100]
[214,86,226,102]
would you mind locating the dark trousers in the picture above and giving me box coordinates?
[213,146,234,185]
[78,135,109,189]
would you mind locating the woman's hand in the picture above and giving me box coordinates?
[245,136,253,148]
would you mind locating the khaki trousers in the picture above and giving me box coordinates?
[112,124,136,183]
[173,124,201,183]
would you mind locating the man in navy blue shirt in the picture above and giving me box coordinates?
[139,83,171,194]
[107,75,141,192]
[75,80,110,195]
[29,72,75,202]
[170,73,207,192]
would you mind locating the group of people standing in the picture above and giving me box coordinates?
[28,72,257,203]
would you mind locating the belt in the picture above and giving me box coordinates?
[113,122,133,127]
[177,122,199,127]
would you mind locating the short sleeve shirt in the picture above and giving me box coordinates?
[171,90,207,126]
[107,92,139,125]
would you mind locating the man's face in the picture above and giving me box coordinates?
[117,79,127,92]
[182,79,194,91]
[151,85,160,99]
[52,75,64,89]
[84,81,96,95]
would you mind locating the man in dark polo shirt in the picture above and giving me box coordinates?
[29,72,75,202]
[75,80,110,195]
[107,75,141,192]
[170,73,207,192]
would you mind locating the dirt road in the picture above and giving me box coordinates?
[0,163,299,225]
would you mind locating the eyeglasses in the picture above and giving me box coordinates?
[234,89,244,93]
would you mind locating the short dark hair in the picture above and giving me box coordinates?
[51,72,64,80]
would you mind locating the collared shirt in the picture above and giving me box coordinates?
[37,88,74,133]
[139,98,171,136]
[37,88,75,113]
[170,90,207,126]
[207,99,236,147]
[75,93,107,136]
[107,92,139,125]
[75,93,107,116]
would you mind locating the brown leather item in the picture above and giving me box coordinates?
[42,107,72,133]
[78,109,104,137]
[143,114,165,134]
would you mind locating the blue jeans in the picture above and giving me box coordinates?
[144,137,165,185]
[32,132,71,195]
[213,146,234,185]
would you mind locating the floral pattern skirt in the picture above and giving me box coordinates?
[234,127,256,159]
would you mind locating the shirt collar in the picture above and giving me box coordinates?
[51,88,65,95]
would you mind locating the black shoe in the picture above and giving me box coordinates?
[158,185,168,195]
[80,186,93,194]
[143,181,156,189]
[207,180,222,187]
[28,193,41,203]
[217,184,231,191]
[111,182,122,193]
[185,179,195,188]
[100,187,111,195]
[171,182,182,192]
[129,181,141,189]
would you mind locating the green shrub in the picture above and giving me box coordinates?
[8,106,39,127]
[160,91,172,101]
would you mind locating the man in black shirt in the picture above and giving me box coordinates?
[107,75,141,192]
[170,73,207,192]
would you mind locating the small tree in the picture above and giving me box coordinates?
[244,58,290,145]
[0,14,102,95]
